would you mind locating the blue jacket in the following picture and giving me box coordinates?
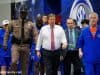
[78,26,100,63]
[0,28,11,57]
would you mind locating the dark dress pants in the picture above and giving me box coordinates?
[42,49,60,75]
[63,50,81,75]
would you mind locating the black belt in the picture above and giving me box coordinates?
[68,49,78,51]
[42,48,61,56]
[11,36,32,45]
[42,48,61,52]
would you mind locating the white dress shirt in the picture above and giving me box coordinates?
[36,25,67,51]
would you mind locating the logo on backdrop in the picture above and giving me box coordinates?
[69,0,93,27]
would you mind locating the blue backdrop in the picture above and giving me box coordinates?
[26,0,100,26]
[61,0,100,28]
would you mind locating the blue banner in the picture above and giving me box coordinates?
[28,0,44,22]
[44,0,61,14]
[61,0,100,28]
[15,0,100,25]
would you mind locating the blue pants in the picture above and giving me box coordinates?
[28,57,34,75]
[0,57,11,67]
[84,62,100,75]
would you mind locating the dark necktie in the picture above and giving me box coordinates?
[69,29,74,44]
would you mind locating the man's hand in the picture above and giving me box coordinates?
[36,50,41,58]
[79,48,83,58]
[62,44,67,49]
[60,55,64,61]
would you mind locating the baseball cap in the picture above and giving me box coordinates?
[2,20,9,26]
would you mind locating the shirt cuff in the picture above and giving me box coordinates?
[35,47,40,51]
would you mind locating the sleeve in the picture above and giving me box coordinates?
[77,30,84,49]
[0,30,3,47]
[61,27,67,45]
[30,42,36,56]
[3,21,12,46]
[32,23,38,44]
[35,28,43,51]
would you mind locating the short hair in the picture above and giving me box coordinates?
[67,18,73,20]
[73,19,77,25]
[89,12,98,19]
[48,13,55,19]
[81,19,89,25]
[66,18,74,23]
[42,14,47,17]
[42,15,47,19]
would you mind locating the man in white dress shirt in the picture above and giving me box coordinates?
[36,13,67,75]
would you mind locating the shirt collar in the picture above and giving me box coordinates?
[48,24,56,29]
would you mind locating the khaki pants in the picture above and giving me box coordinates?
[8,44,30,75]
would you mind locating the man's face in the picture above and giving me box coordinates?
[3,24,8,30]
[82,23,88,28]
[67,19,74,28]
[20,11,27,19]
[48,16,55,26]
[89,14,98,26]
[42,16,47,23]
